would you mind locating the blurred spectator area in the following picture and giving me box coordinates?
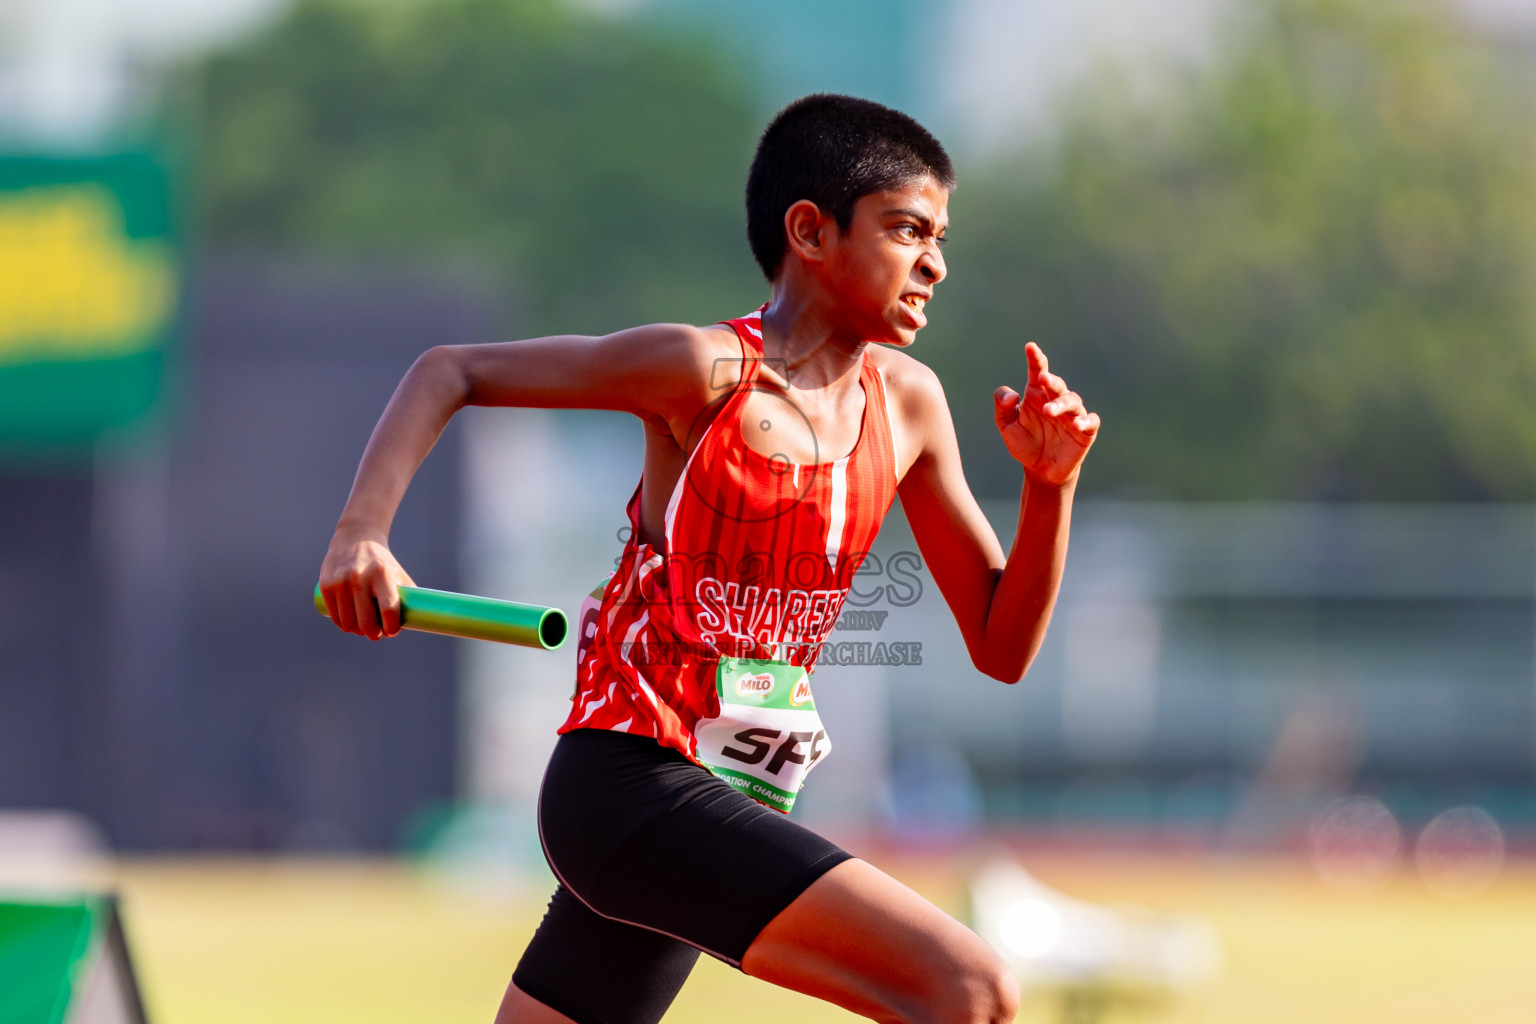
[0,259,492,850]
[5,0,1536,852]
[6,382,1536,847]
[870,501,1536,833]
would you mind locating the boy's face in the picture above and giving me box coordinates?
[821,175,949,347]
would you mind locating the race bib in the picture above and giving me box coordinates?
[694,658,830,813]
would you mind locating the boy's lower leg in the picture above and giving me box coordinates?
[742,859,1019,1024]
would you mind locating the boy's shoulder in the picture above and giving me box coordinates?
[618,320,738,351]
[865,343,944,406]
[610,320,742,381]
[864,345,952,460]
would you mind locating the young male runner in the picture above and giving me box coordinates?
[319,94,1099,1024]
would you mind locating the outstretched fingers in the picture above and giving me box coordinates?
[1022,343,1098,438]
[1024,343,1069,406]
[1043,390,1084,418]
[1044,393,1100,446]
[1025,341,1048,384]
[998,343,1101,481]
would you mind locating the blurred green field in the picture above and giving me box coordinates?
[115,847,1536,1024]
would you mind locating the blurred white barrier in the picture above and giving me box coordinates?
[0,809,112,892]
[970,858,1221,1020]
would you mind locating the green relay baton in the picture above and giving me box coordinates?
[314,583,567,650]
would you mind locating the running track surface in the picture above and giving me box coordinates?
[68,847,1536,1024]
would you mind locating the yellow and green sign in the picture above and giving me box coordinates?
[0,151,179,458]
[0,896,147,1023]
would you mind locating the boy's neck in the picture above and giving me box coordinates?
[760,277,867,391]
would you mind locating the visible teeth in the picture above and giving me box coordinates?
[905,296,925,310]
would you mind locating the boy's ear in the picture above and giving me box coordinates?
[784,200,829,263]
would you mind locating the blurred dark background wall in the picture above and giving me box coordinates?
[0,260,490,850]
[4,0,1536,850]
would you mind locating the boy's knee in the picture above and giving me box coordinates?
[986,958,1022,1023]
[928,950,1019,1024]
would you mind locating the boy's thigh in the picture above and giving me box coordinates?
[741,859,1020,1024]
[494,982,576,1024]
[508,885,699,1024]
[540,729,852,965]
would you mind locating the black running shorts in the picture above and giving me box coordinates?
[511,727,852,1024]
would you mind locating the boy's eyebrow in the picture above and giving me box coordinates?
[883,207,947,233]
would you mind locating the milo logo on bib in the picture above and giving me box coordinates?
[694,658,830,814]
[737,672,775,698]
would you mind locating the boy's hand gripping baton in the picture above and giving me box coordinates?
[313,584,568,650]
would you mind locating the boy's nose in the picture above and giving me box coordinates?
[919,246,946,284]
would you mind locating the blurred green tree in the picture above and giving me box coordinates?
[927,0,1536,499]
[189,0,764,336]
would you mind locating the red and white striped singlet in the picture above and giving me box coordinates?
[559,306,899,774]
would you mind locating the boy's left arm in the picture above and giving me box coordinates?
[896,342,1099,682]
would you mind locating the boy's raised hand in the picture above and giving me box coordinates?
[318,534,417,641]
[993,342,1100,487]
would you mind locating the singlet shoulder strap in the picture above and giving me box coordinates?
[715,304,768,393]
[862,355,901,484]
[656,306,773,554]
[720,305,766,351]
[688,305,768,445]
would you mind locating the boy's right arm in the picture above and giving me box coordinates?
[318,323,722,639]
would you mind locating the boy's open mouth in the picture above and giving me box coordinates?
[901,294,927,312]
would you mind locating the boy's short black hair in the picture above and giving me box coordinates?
[746,93,956,281]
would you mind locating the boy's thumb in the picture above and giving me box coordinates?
[993,386,1020,423]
